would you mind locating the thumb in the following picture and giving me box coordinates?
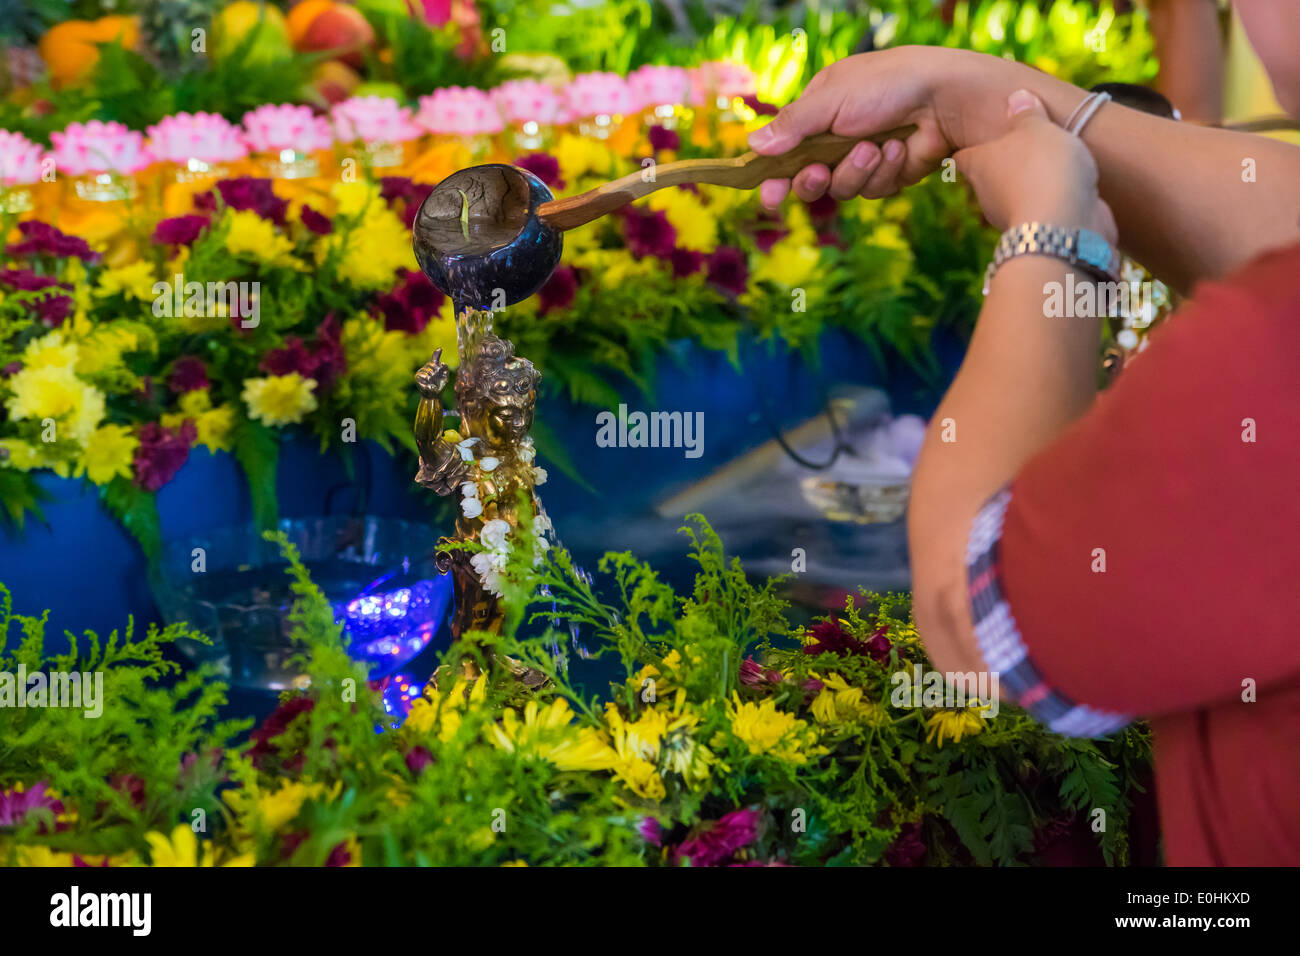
[1005,88,1049,124]
[747,83,844,154]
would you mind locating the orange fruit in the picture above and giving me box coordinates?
[287,0,334,46]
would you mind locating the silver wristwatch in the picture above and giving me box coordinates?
[982,222,1120,294]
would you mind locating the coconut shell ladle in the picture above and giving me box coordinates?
[412,127,917,310]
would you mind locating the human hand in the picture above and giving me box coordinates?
[953,90,1116,241]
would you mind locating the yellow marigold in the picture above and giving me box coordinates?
[0,439,43,471]
[752,236,821,289]
[554,133,614,185]
[144,824,253,867]
[224,209,297,266]
[647,187,718,253]
[331,179,382,218]
[5,364,105,445]
[726,694,820,764]
[95,260,157,301]
[241,372,318,427]
[224,781,335,834]
[75,423,137,485]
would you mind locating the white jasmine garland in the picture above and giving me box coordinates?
[480,456,500,472]
[480,518,511,551]
[461,496,483,519]
[533,466,548,486]
[460,481,479,499]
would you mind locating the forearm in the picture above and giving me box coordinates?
[930,48,1300,292]
[908,256,1099,674]
[1148,0,1224,122]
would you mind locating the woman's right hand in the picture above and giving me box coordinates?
[749,46,1064,207]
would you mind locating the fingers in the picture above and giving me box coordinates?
[858,138,907,200]
[759,178,790,209]
[828,141,882,200]
[746,75,844,155]
[792,164,832,202]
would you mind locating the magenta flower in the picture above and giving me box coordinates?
[884,821,927,867]
[742,94,780,117]
[648,125,680,153]
[133,421,197,492]
[36,294,73,328]
[0,268,67,292]
[259,316,346,389]
[673,807,761,867]
[299,204,333,235]
[377,268,444,334]
[152,215,209,246]
[538,265,577,314]
[514,152,564,190]
[0,782,64,829]
[167,356,209,394]
[669,248,704,278]
[379,176,434,227]
[622,208,676,259]
[248,697,315,769]
[216,177,288,224]
[739,657,782,686]
[706,246,748,296]
[7,220,99,261]
[405,746,433,775]
[639,817,664,846]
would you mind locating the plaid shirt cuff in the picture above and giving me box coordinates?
[966,487,1132,738]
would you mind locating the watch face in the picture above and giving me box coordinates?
[1076,229,1111,272]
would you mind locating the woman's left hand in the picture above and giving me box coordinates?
[954,89,1117,242]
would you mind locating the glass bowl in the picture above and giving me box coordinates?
[150,516,453,691]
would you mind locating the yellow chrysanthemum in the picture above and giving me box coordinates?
[647,187,718,253]
[74,325,148,376]
[407,675,488,743]
[224,209,297,266]
[0,439,43,471]
[95,260,158,301]
[924,707,990,747]
[752,236,821,289]
[869,222,910,251]
[162,390,236,453]
[331,179,382,218]
[490,698,621,772]
[809,672,890,727]
[554,133,615,185]
[726,694,821,764]
[144,824,253,867]
[21,331,79,370]
[5,364,105,445]
[320,203,416,289]
[75,423,138,485]
[241,373,318,427]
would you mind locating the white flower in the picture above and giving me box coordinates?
[470,551,506,595]
[456,437,480,462]
[534,512,553,535]
[480,518,512,551]
[533,466,548,486]
[460,481,479,499]
[480,456,500,472]
[518,441,535,464]
[461,496,483,519]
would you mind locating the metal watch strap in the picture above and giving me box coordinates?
[982,222,1120,294]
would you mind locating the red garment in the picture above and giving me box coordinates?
[997,243,1300,865]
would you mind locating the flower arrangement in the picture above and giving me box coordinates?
[0,515,1152,866]
[145,112,249,167]
[49,120,151,177]
[240,103,335,155]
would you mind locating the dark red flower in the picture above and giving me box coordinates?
[259,316,346,388]
[36,294,72,327]
[379,176,434,227]
[248,697,315,768]
[706,246,748,296]
[216,177,288,224]
[884,821,926,866]
[404,746,433,774]
[742,94,779,116]
[0,268,67,292]
[299,204,333,235]
[109,773,147,810]
[803,619,859,656]
[639,817,664,846]
[673,808,760,867]
[753,227,786,254]
[167,356,209,394]
[669,248,704,277]
[325,840,356,866]
[514,152,564,191]
[2,362,21,376]
[377,268,444,334]
[152,215,209,246]
[817,230,845,249]
[132,421,197,492]
[538,265,577,314]
[260,337,315,378]
[0,782,64,829]
[622,208,676,259]
[864,626,892,663]
[739,657,782,686]
[192,190,218,213]
[647,125,680,152]
[807,194,838,224]
[6,220,100,261]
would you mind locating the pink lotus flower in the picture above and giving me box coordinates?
[0,130,46,186]
[628,65,691,111]
[241,104,335,154]
[492,79,567,125]
[563,72,637,119]
[49,120,152,176]
[690,61,757,106]
[331,96,423,144]
[146,112,248,165]
[416,86,504,136]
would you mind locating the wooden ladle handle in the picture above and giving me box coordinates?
[536,125,917,231]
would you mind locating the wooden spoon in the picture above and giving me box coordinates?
[537,126,917,230]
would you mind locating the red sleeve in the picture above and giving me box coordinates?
[995,243,1300,719]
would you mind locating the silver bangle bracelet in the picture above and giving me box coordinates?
[1063,90,1111,137]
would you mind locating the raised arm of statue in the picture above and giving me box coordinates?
[413,348,469,495]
